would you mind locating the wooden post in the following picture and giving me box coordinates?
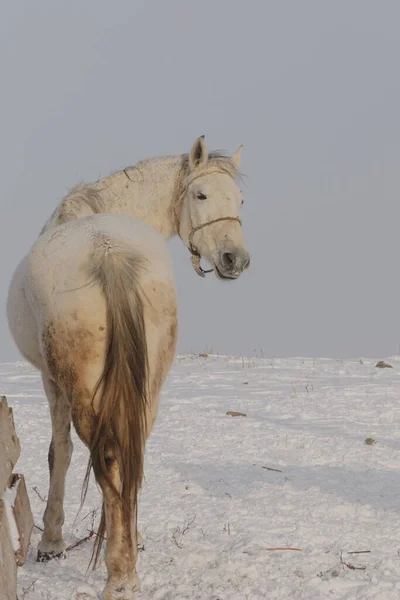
[0,396,20,493]
[0,501,18,600]
[0,396,34,599]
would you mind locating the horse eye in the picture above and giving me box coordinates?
[241,199,244,206]
[196,192,207,200]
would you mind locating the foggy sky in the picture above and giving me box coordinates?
[1,1,400,361]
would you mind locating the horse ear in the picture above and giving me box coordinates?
[189,136,208,170]
[231,144,243,170]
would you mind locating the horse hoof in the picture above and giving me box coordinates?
[102,575,140,600]
[37,548,66,562]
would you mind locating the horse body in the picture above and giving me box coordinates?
[7,136,250,599]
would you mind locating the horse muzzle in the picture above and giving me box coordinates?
[214,247,251,280]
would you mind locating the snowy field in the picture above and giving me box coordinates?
[2,354,400,600]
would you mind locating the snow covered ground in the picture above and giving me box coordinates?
[2,354,400,600]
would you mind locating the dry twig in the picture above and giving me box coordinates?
[172,515,196,549]
[66,530,96,553]
[32,486,46,503]
[343,562,366,571]
[21,578,38,599]
[66,508,98,552]
[262,466,282,473]
[265,547,302,551]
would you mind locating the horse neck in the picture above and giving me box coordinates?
[45,155,184,239]
[92,155,183,239]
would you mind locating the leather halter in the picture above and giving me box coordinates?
[173,168,242,277]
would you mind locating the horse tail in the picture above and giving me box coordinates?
[84,234,149,568]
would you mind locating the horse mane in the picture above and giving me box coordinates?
[40,184,105,234]
[63,184,105,214]
[180,150,241,180]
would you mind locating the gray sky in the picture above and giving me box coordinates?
[1,1,400,361]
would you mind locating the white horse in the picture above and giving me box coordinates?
[7,136,250,599]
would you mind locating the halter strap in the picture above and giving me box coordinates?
[174,168,242,277]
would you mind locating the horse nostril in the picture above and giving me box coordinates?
[222,252,235,269]
[244,257,250,269]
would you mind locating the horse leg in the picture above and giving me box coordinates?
[37,375,73,561]
[71,397,140,600]
[100,443,140,599]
